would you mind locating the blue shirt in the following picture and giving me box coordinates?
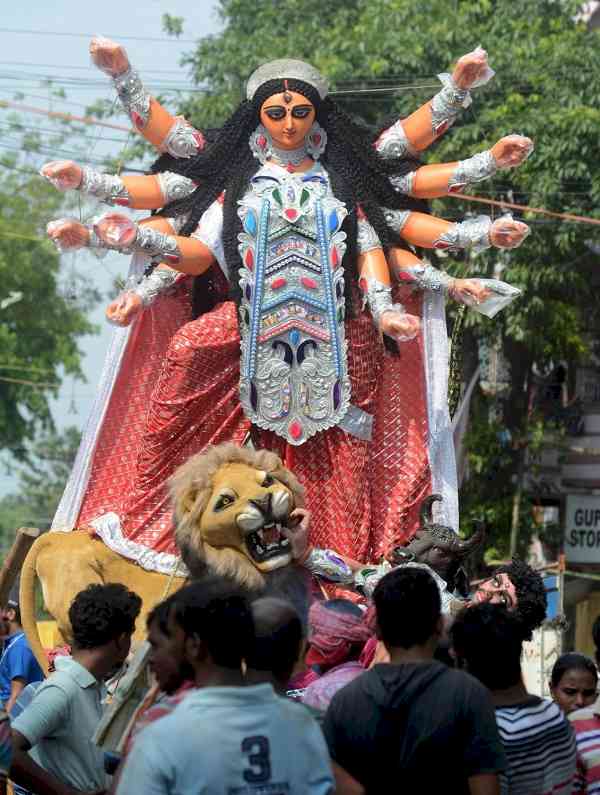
[117,683,334,795]
[0,632,44,705]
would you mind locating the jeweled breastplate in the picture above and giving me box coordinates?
[237,166,350,445]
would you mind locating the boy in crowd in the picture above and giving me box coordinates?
[0,599,43,713]
[323,567,506,795]
[451,603,576,795]
[117,581,334,794]
[11,583,141,795]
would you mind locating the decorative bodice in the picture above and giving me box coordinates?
[237,164,350,445]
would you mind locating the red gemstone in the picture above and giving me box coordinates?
[164,254,180,264]
[257,135,267,149]
[397,270,415,282]
[359,277,368,293]
[448,183,465,195]
[284,208,298,221]
[433,240,450,250]
[131,111,145,129]
[245,249,254,270]
[356,204,366,220]
[300,276,317,290]
[289,420,303,440]
[271,277,287,289]
[313,134,321,145]
[330,247,339,267]
[192,130,206,150]
[217,192,225,204]
[434,120,450,137]
[113,197,130,207]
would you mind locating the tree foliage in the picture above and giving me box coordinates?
[0,165,98,458]
[158,0,600,557]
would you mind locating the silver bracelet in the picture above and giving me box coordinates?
[131,268,179,307]
[134,225,182,264]
[383,208,411,234]
[80,168,130,206]
[360,278,407,335]
[303,548,354,585]
[449,150,497,193]
[396,263,454,294]
[433,215,492,255]
[431,73,470,135]
[113,67,151,128]
[389,172,415,195]
[356,218,382,254]
[162,118,205,159]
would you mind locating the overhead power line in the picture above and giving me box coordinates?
[0,28,197,44]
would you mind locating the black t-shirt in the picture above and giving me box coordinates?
[322,661,506,794]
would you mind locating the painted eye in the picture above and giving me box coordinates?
[214,494,235,511]
[265,108,285,120]
[292,107,312,118]
[262,474,274,487]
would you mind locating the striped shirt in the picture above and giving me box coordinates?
[569,701,600,793]
[495,696,576,794]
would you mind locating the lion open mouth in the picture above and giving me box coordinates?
[244,521,291,563]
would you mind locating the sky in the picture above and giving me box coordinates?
[0,0,222,494]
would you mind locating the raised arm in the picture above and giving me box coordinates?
[375,47,494,159]
[90,37,205,158]
[390,134,533,199]
[40,160,197,210]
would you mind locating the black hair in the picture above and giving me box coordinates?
[169,576,254,669]
[450,604,523,690]
[146,593,176,636]
[494,558,547,641]
[592,615,600,665]
[68,583,142,650]
[150,76,425,321]
[247,597,303,682]
[550,652,598,689]
[322,598,364,620]
[5,602,21,625]
[373,567,441,649]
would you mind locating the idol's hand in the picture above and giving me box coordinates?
[283,508,311,560]
[46,219,90,250]
[490,218,530,249]
[40,160,83,191]
[448,278,492,306]
[491,135,534,169]
[93,213,137,249]
[379,310,421,342]
[451,48,490,89]
[89,36,130,76]
[106,292,143,327]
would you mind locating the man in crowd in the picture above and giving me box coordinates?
[323,567,506,794]
[11,583,142,795]
[116,581,334,794]
[451,603,576,794]
[0,599,43,713]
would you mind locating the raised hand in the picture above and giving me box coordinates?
[283,508,311,560]
[490,135,534,169]
[451,47,492,89]
[490,218,530,249]
[40,160,83,191]
[448,278,492,306]
[106,292,143,327]
[46,219,90,250]
[89,36,130,76]
[379,310,421,343]
[93,213,137,248]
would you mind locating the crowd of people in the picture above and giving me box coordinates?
[0,562,597,794]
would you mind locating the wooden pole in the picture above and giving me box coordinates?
[0,528,41,607]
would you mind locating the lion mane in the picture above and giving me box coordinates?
[170,443,305,591]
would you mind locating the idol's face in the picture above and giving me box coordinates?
[472,572,518,610]
[260,90,316,150]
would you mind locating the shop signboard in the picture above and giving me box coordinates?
[564,494,600,563]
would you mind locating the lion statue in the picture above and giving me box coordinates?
[20,443,307,673]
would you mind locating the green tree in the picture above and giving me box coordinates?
[0,426,81,555]
[159,0,600,560]
[0,165,98,458]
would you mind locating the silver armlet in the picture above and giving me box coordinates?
[303,548,354,585]
[383,208,411,234]
[396,263,454,294]
[134,226,182,264]
[354,562,392,598]
[356,218,382,254]
[448,150,497,193]
[156,172,197,205]
[389,172,415,195]
[113,67,151,128]
[430,73,470,136]
[132,268,179,307]
[162,118,205,159]
[80,168,130,206]
[375,120,418,159]
[433,215,492,255]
